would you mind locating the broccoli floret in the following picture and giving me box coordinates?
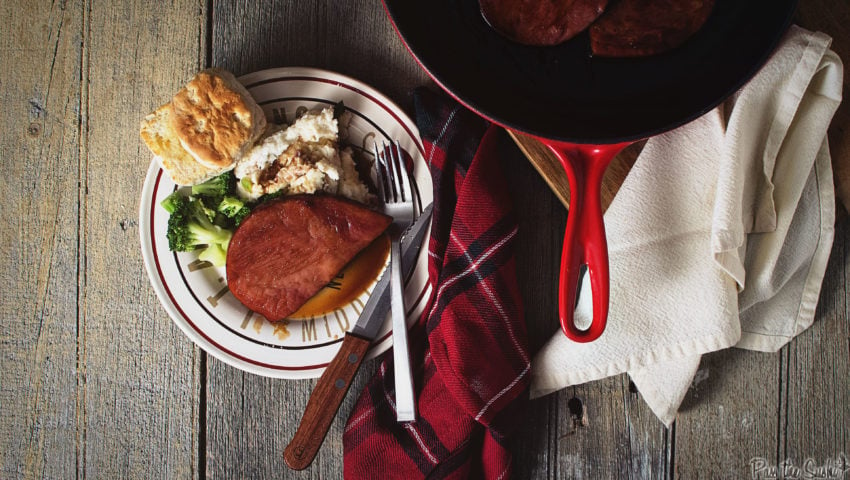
[217,195,251,226]
[198,243,228,267]
[160,190,187,214]
[239,176,254,194]
[192,171,235,198]
[166,197,232,266]
[258,189,285,204]
[232,209,251,226]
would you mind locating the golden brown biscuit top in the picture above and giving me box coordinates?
[170,71,256,169]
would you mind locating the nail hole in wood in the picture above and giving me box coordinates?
[568,397,584,417]
[563,396,588,435]
[27,123,41,137]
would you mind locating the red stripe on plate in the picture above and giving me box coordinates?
[149,169,431,372]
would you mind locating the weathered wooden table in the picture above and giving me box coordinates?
[2,1,848,478]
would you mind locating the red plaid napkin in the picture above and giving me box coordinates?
[343,88,531,479]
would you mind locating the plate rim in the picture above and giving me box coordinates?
[139,66,432,379]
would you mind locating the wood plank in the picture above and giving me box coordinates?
[674,349,780,479]
[780,213,850,469]
[209,0,434,112]
[81,0,205,477]
[555,378,669,479]
[778,3,850,474]
[503,129,565,479]
[621,379,674,480]
[204,0,431,478]
[205,354,380,478]
[0,1,83,478]
[1,0,848,479]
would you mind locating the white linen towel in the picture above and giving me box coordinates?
[530,26,844,426]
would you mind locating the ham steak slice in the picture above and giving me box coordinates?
[226,195,392,321]
[480,0,608,46]
[589,0,715,57]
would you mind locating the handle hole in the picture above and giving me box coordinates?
[573,264,592,331]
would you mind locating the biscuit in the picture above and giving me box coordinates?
[140,103,220,186]
[169,68,267,170]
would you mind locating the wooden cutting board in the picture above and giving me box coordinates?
[508,131,646,212]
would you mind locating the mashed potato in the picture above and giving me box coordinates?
[234,107,373,204]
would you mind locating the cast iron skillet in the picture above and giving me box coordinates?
[383,0,798,342]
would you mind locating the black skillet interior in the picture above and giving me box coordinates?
[384,0,798,144]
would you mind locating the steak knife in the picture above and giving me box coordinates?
[284,203,433,470]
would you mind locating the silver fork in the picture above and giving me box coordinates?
[374,140,417,422]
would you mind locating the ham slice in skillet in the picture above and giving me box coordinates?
[589,0,716,57]
[226,195,392,321]
[480,0,608,46]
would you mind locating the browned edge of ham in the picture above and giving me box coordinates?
[226,194,392,322]
[480,0,608,46]
[589,0,716,57]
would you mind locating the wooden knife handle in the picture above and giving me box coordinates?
[284,333,371,470]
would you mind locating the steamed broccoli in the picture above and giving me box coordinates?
[217,195,251,226]
[240,176,253,194]
[161,171,253,266]
[191,170,236,198]
[166,195,232,266]
[197,242,228,267]
[257,189,285,204]
[160,191,185,214]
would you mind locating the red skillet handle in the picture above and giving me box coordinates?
[539,140,629,342]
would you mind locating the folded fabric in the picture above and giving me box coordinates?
[531,25,843,426]
[343,87,531,479]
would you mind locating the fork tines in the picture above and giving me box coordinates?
[373,140,411,204]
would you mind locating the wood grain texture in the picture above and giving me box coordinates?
[284,334,371,470]
[503,131,565,479]
[209,0,434,113]
[781,212,850,467]
[779,0,850,471]
[674,349,780,478]
[81,0,205,478]
[0,1,83,478]
[555,378,670,479]
[203,1,431,478]
[0,0,848,479]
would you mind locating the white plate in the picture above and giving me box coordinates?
[139,67,433,379]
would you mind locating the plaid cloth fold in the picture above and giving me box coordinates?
[343,88,530,479]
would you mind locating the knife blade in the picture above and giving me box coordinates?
[284,203,433,470]
[351,202,433,340]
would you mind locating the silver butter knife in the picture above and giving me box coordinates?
[284,203,433,470]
